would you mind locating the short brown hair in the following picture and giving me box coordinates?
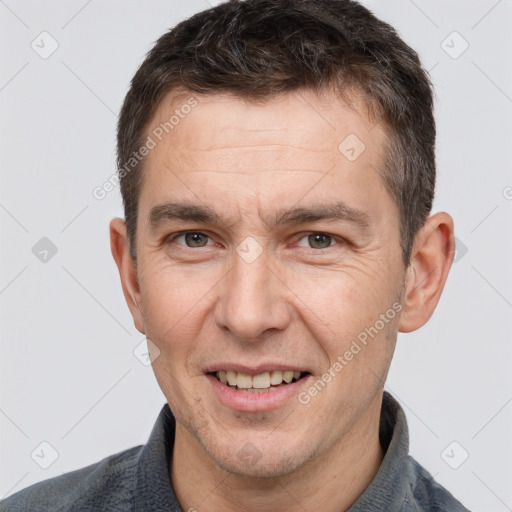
[117,0,435,265]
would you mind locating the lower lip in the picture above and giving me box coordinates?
[206,373,311,412]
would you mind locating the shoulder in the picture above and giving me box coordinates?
[0,445,143,512]
[407,456,471,512]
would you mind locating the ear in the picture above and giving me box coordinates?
[109,217,145,334]
[398,212,455,333]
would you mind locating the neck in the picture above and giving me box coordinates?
[171,393,384,512]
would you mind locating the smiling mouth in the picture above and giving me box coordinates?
[209,370,310,393]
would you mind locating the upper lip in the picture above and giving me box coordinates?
[204,363,309,376]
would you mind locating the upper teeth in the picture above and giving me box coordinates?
[216,370,302,388]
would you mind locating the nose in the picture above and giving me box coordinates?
[214,249,291,342]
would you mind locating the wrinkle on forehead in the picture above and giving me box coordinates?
[147,88,380,151]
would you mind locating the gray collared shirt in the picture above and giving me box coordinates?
[0,392,471,511]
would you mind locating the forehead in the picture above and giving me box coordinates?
[148,88,382,156]
[138,88,395,230]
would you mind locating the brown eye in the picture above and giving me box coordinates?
[171,231,212,247]
[307,233,333,249]
[184,232,209,247]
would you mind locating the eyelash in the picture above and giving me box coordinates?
[167,231,344,251]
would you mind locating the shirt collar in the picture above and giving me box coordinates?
[134,404,182,511]
[347,391,413,511]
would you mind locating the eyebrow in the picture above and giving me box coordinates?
[148,200,371,232]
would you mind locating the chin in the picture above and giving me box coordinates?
[199,432,316,479]
[216,453,307,479]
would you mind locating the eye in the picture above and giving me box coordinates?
[296,232,340,250]
[169,231,214,248]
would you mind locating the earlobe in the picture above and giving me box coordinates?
[109,217,146,334]
[398,212,455,333]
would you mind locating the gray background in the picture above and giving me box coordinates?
[1,1,511,510]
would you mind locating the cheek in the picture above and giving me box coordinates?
[289,264,390,333]
[137,260,216,418]
[137,258,217,355]
[287,262,401,380]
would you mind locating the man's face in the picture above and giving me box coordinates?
[130,90,406,477]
